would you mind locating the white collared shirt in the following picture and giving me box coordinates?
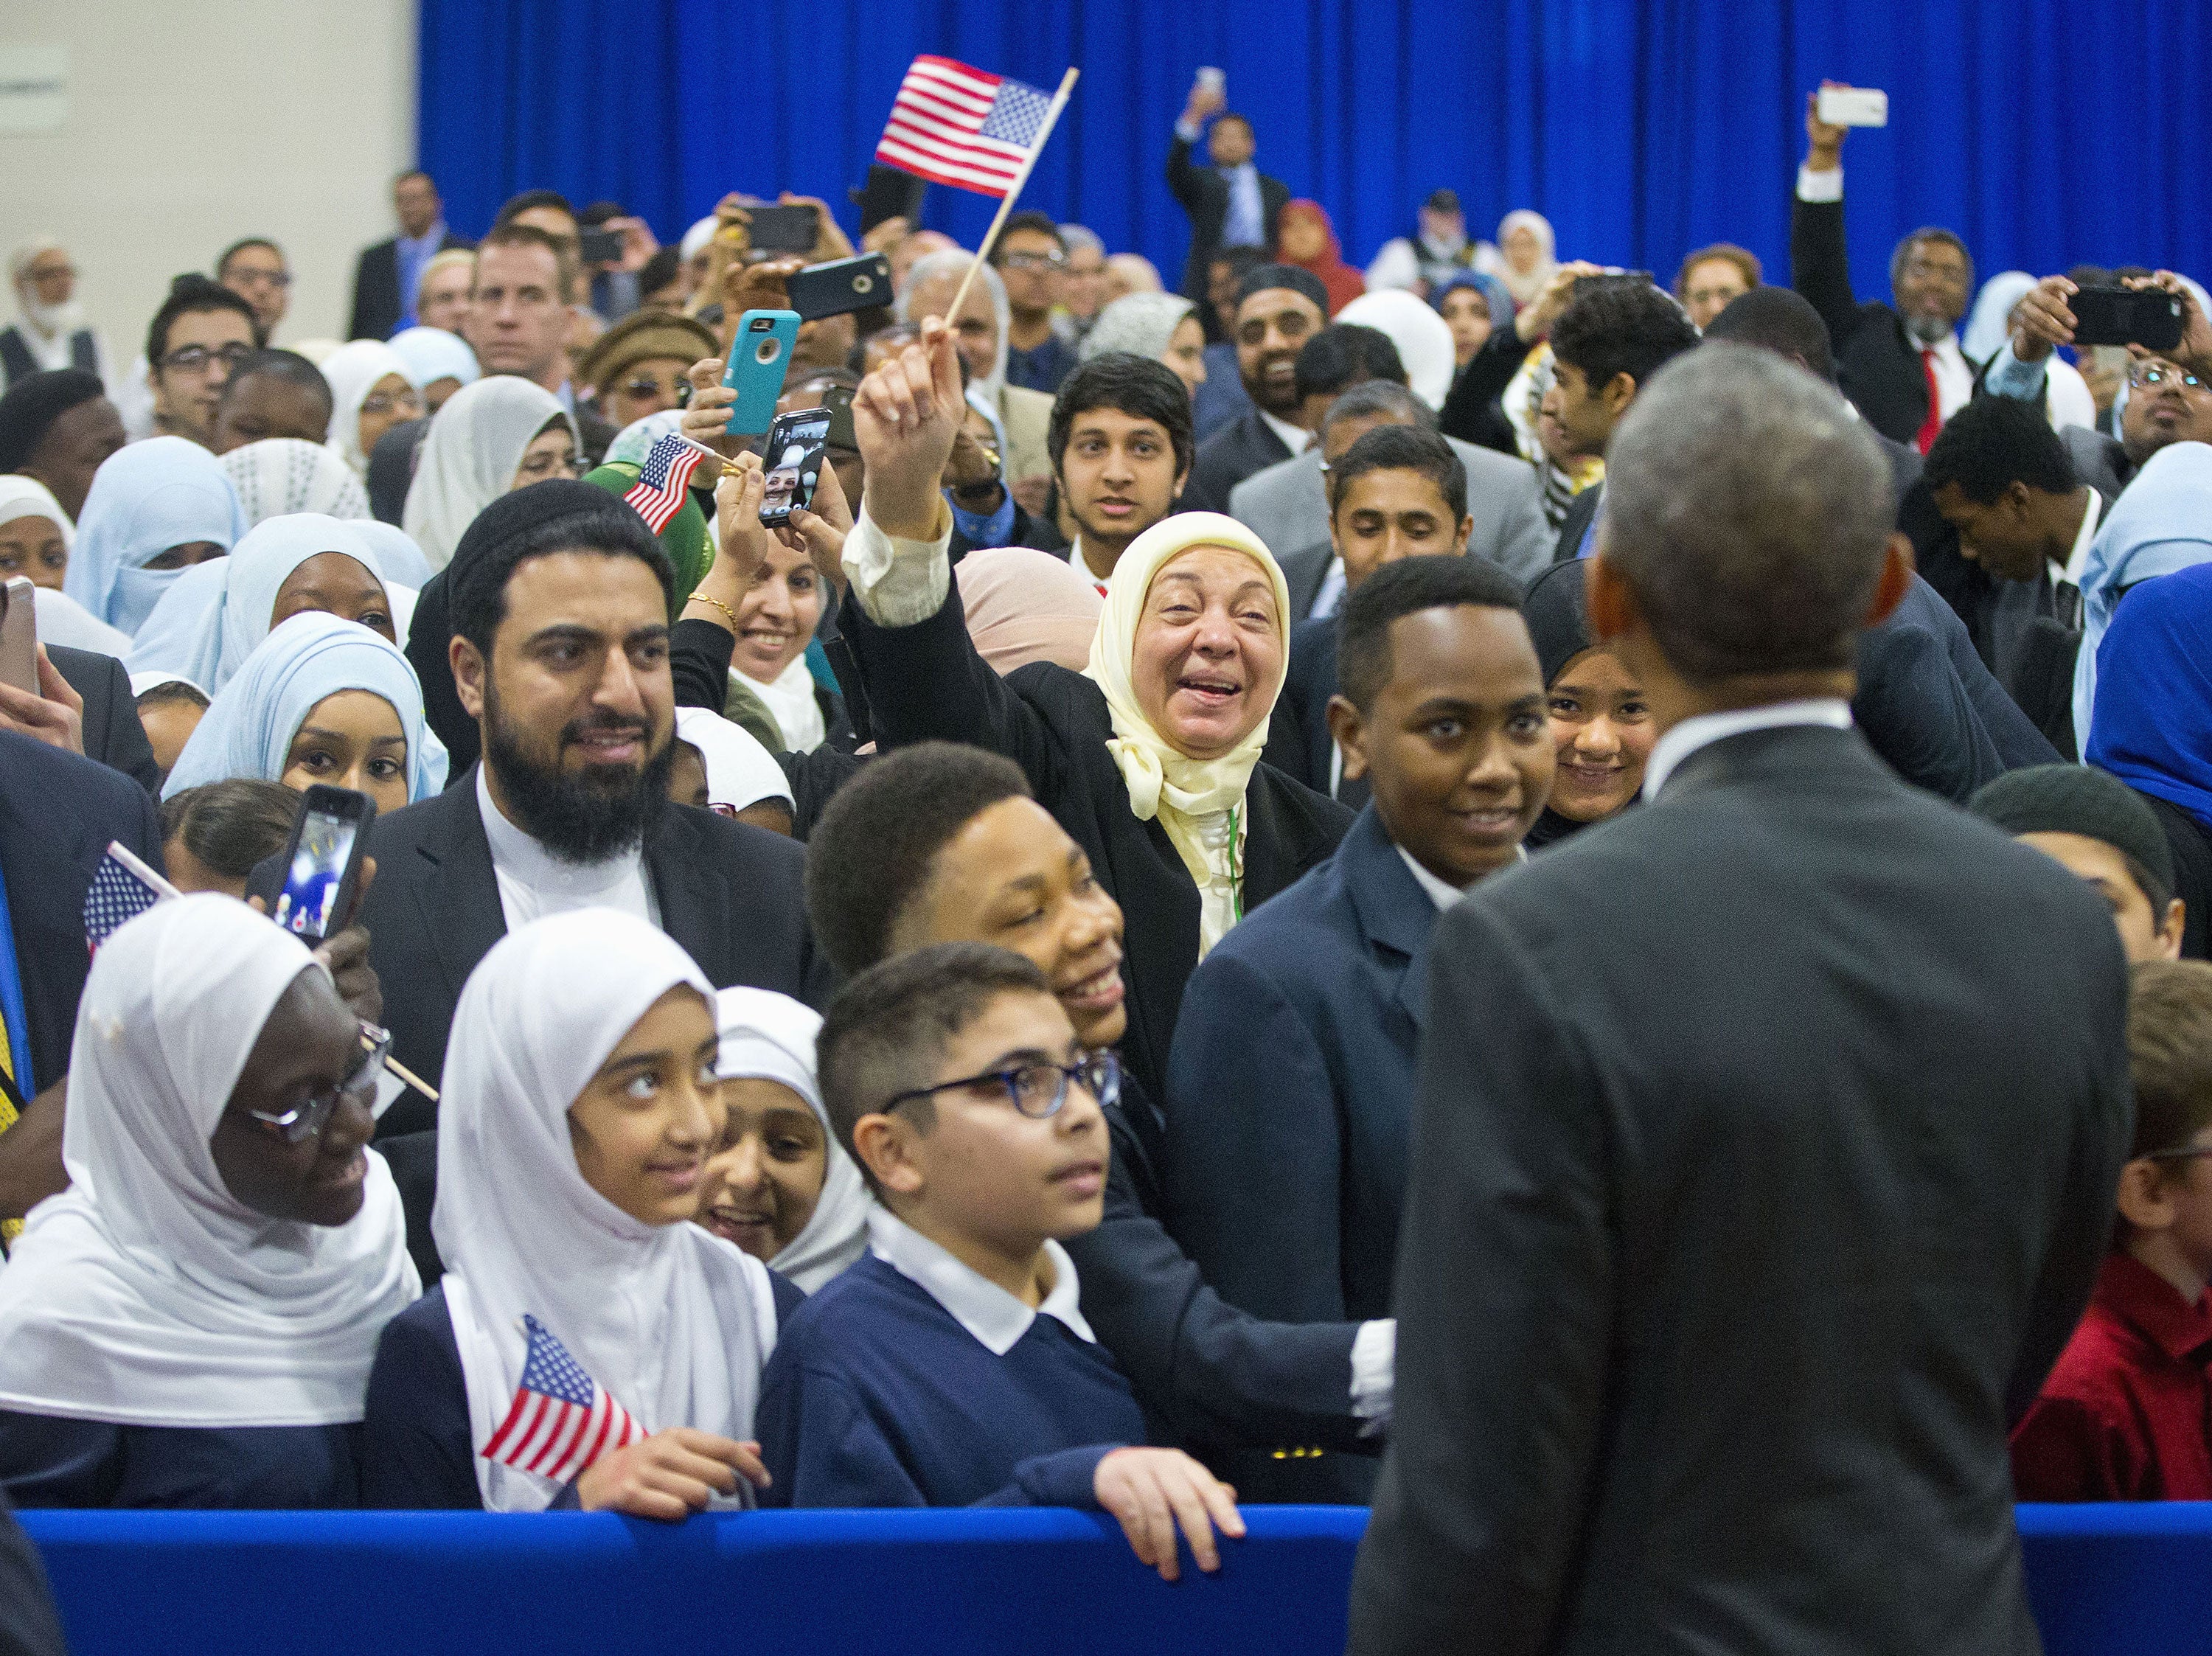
[867,1206,1095,1357]
[476,764,656,930]
[1062,535,1112,587]
[1310,555,1347,621]
[1796,163,1974,412]
[2055,490,2106,589]
[1641,697,1854,801]
[1258,408,1312,461]
[1395,843,1521,912]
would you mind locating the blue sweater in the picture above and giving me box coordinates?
[0,1409,360,1508]
[759,1253,1145,1510]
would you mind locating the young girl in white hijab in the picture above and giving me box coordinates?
[0,897,417,1507]
[361,910,790,1514]
[699,988,870,1293]
[318,341,422,478]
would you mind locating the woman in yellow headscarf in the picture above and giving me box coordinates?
[818,319,1354,1105]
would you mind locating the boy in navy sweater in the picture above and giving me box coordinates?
[757,942,1245,1579]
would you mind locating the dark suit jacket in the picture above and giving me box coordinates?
[49,645,158,796]
[1165,134,1289,302]
[349,230,472,344]
[1274,540,1332,622]
[1553,479,1603,564]
[0,731,164,1091]
[358,765,835,1135]
[1346,723,2134,1656]
[574,403,616,470]
[841,585,1352,1104]
[1261,616,1368,810]
[1183,410,1295,516]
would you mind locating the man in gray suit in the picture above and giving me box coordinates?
[1230,381,1550,616]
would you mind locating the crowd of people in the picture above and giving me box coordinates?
[0,69,2208,1651]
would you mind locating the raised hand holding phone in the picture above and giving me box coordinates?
[854,316,966,541]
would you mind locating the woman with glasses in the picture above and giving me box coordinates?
[317,340,425,479]
[574,311,715,433]
[361,910,790,1515]
[400,377,580,570]
[0,896,417,1507]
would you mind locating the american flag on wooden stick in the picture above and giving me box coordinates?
[481,1315,642,1484]
[875,57,1059,198]
[623,434,707,534]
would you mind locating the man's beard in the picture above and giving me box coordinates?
[1904,310,1952,346]
[21,296,86,341]
[484,682,672,865]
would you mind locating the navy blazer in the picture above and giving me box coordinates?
[1261,616,1369,810]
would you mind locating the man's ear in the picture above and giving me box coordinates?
[1324,692,1370,781]
[1863,533,1913,627]
[451,636,488,723]
[1602,372,1638,417]
[1172,463,1189,504]
[851,1112,926,1200]
[1453,515,1475,557]
[1585,546,1638,644]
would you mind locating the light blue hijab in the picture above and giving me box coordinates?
[64,437,248,636]
[350,522,433,589]
[161,611,447,803]
[128,515,389,695]
[2072,440,2212,742]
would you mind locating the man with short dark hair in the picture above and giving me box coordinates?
[1180,264,1329,512]
[992,212,1077,396]
[1543,279,1700,562]
[1043,354,1191,584]
[467,223,613,464]
[351,169,473,342]
[1348,344,2134,1656]
[209,349,335,452]
[1167,72,1288,305]
[1170,554,1548,1502]
[0,369,125,519]
[143,276,262,448]
[215,239,292,342]
[358,480,830,1127]
[1793,84,1978,448]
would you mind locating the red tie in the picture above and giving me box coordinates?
[1916,348,1944,455]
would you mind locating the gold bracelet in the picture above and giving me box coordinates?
[686,591,740,628]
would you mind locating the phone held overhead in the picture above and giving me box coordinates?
[723,309,801,437]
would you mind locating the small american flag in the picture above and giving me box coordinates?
[83,842,172,953]
[622,434,706,535]
[876,56,1057,198]
[481,1315,642,1484]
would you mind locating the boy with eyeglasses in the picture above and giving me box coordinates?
[758,942,1246,1582]
[144,276,260,448]
[2013,959,2212,1500]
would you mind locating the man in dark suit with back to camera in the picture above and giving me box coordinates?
[1349,344,2135,1656]
[349,170,472,343]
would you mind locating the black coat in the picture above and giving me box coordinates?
[1182,411,1295,517]
[356,764,835,1135]
[840,585,1352,1104]
[1347,722,2133,1656]
[348,231,472,344]
[1261,616,1368,810]
[49,644,158,796]
[1164,134,1289,304]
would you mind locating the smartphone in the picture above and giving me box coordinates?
[2069,285,2186,352]
[1816,86,1888,128]
[271,785,377,944]
[723,309,801,436]
[0,577,36,696]
[758,408,832,526]
[746,204,820,254]
[577,226,623,265]
[787,254,894,321]
[1197,66,1225,95]
[821,382,857,450]
[852,164,928,236]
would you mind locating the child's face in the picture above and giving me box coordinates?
[2156,1130,2212,1284]
[696,1079,830,1260]
[888,989,1108,1249]
[566,987,726,1227]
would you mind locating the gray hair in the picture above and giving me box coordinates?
[1601,342,1893,683]
[1321,379,1432,439]
[1078,293,1197,364]
[1059,224,1105,258]
[897,249,1010,394]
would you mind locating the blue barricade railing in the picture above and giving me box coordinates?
[19,1503,2207,1655]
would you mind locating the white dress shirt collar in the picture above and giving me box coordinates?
[1257,408,1310,459]
[476,764,650,912]
[2056,489,2107,588]
[1641,698,1854,801]
[1395,843,1520,911]
[867,1206,1094,1357]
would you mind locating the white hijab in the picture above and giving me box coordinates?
[742,655,828,753]
[0,478,128,655]
[64,436,248,636]
[319,341,417,477]
[714,987,869,1294]
[221,439,372,527]
[673,706,795,814]
[402,378,577,571]
[432,911,780,1511]
[0,896,417,1427]
[1336,289,1458,410]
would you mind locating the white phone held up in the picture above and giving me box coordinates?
[1817,86,1888,128]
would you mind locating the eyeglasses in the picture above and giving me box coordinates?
[247,1023,392,1143]
[2146,1145,2212,1164]
[1001,251,1068,273]
[619,375,691,405]
[515,449,581,480]
[2131,362,2207,392]
[229,268,292,290]
[27,264,76,283]
[883,1049,1121,1121]
[159,342,254,375]
[360,389,425,418]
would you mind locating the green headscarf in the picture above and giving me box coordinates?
[584,462,712,610]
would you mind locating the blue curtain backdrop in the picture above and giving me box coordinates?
[420,0,2209,302]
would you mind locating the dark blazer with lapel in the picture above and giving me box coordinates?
[359,765,834,1135]
[1347,723,2134,1656]
[49,644,158,796]
[1164,134,1289,302]
[841,584,1352,1104]
[1791,190,1981,445]
[1553,479,1603,565]
[349,230,471,344]
[0,731,163,1091]
[1181,411,1295,516]
[1261,615,1368,810]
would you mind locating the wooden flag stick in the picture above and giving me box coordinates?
[941,66,1082,327]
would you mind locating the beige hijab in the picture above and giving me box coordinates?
[1082,511,1290,956]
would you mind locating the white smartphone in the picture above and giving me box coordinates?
[1197,66,1225,96]
[0,577,37,695]
[1817,86,1888,128]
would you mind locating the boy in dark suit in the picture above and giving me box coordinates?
[1168,555,1548,1500]
[759,943,1245,1581]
